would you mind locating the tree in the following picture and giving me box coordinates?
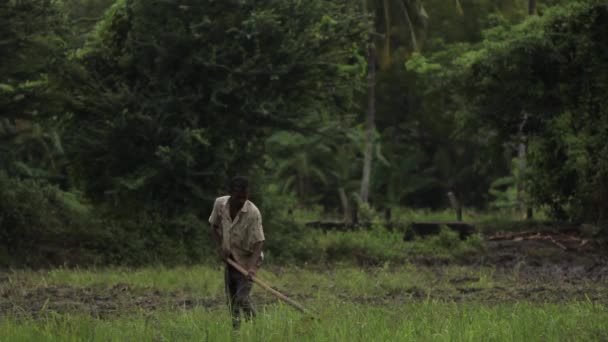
[0,0,68,180]
[529,0,537,14]
[401,0,577,211]
[57,0,115,46]
[457,0,608,223]
[516,0,538,219]
[359,0,429,204]
[67,0,370,215]
[266,131,332,205]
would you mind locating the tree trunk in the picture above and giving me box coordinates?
[518,110,533,220]
[298,175,305,201]
[520,138,533,221]
[338,187,351,223]
[455,0,464,16]
[397,0,418,51]
[382,0,391,67]
[520,2,536,219]
[517,138,527,217]
[447,191,462,222]
[360,42,376,204]
[384,207,392,222]
[528,0,537,15]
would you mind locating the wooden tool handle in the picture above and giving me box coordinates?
[225,258,314,316]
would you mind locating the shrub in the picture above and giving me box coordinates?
[0,173,100,266]
[0,173,213,267]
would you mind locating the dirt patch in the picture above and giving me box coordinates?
[1,277,606,317]
[1,236,606,317]
[0,282,310,318]
[485,239,608,283]
[0,283,224,318]
[336,285,608,306]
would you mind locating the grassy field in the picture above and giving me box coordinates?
[2,301,607,341]
[1,210,605,341]
[1,262,607,341]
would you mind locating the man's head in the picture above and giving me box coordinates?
[229,176,249,209]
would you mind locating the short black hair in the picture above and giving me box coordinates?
[229,176,249,192]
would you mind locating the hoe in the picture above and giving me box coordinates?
[226,258,318,319]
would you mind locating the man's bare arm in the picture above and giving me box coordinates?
[247,241,264,277]
[211,224,230,259]
[211,224,222,246]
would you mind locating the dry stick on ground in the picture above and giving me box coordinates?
[225,258,318,319]
[525,235,568,250]
[488,231,590,251]
[488,231,542,240]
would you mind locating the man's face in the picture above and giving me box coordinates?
[229,188,248,208]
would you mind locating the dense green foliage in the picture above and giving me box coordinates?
[411,0,608,222]
[1,0,607,266]
[0,0,68,180]
[69,0,369,213]
[1,0,371,266]
[467,1,608,222]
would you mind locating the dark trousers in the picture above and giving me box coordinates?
[225,264,255,327]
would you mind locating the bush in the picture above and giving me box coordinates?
[316,224,486,265]
[93,212,213,266]
[0,173,213,267]
[252,180,325,263]
[0,173,100,266]
[458,1,608,224]
[0,170,486,267]
[320,226,407,265]
[68,0,369,215]
[403,227,486,262]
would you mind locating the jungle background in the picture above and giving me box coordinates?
[1,0,607,267]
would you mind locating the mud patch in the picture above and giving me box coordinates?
[1,279,606,317]
[0,283,223,318]
[335,285,608,306]
[485,239,608,283]
[1,237,606,317]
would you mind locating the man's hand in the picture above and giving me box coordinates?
[247,266,257,280]
[218,248,231,260]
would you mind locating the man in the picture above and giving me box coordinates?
[208,176,265,328]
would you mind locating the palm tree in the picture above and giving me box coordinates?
[359,0,433,204]
[267,131,332,205]
[517,0,537,219]
[528,0,537,15]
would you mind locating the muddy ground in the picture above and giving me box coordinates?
[1,237,607,317]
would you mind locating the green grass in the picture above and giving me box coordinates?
[1,264,607,341]
[5,264,497,298]
[4,263,599,302]
[292,207,537,224]
[310,226,485,264]
[280,208,561,267]
[291,207,553,237]
[1,301,606,341]
[6,265,225,296]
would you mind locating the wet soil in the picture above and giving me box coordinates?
[484,239,608,283]
[0,283,225,318]
[337,238,608,305]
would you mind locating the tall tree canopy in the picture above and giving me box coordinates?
[0,0,68,179]
[67,0,370,214]
[455,0,608,222]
